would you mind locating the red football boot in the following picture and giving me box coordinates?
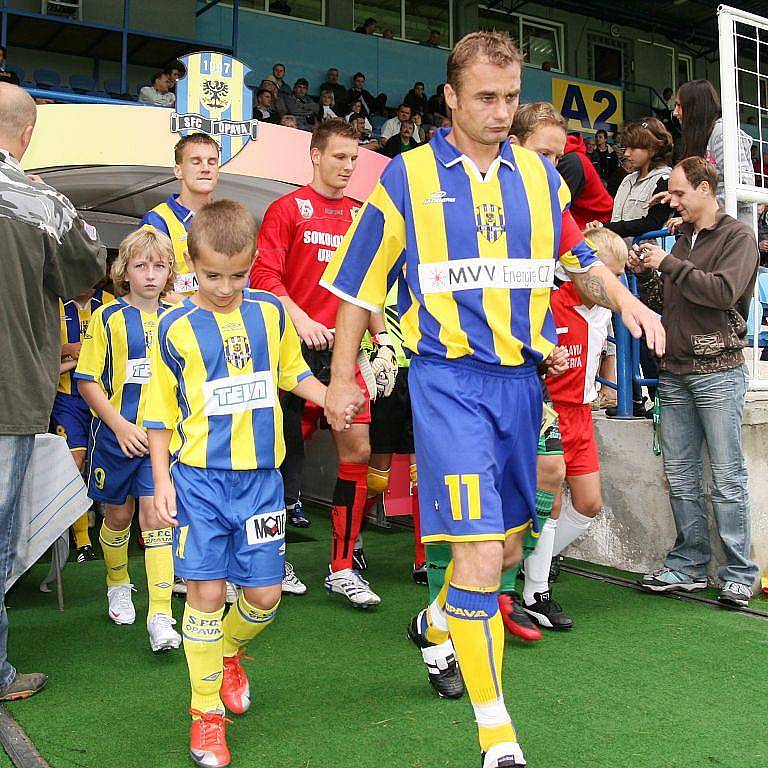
[189,710,231,767]
[221,650,251,715]
[498,592,542,642]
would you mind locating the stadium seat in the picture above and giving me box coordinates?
[69,74,97,94]
[103,78,123,98]
[34,69,61,90]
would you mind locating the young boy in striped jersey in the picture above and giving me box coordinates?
[52,284,113,562]
[145,200,358,768]
[75,229,181,653]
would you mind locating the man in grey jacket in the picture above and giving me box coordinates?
[0,83,106,700]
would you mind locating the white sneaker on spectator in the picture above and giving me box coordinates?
[147,613,182,652]
[107,584,136,625]
[282,561,307,595]
[324,567,381,608]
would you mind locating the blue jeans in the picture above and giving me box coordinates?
[0,435,35,689]
[659,366,758,586]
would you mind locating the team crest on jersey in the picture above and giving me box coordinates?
[144,330,155,352]
[170,52,257,164]
[350,206,360,219]
[224,336,252,369]
[296,198,314,219]
[79,319,89,337]
[475,203,506,243]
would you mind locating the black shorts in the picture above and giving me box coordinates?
[370,367,414,455]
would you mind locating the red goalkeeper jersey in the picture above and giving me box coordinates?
[251,184,359,329]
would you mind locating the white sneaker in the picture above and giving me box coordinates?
[483,742,526,767]
[282,561,307,595]
[225,582,239,605]
[324,567,381,608]
[172,577,188,595]
[147,612,182,652]
[107,583,136,625]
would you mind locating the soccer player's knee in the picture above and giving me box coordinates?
[502,539,523,571]
[242,584,281,611]
[367,465,390,497]
[104,503,132,530]
[575,496,602,518]
[409,463,418,488]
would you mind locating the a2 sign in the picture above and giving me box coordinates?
[551,77,624,135]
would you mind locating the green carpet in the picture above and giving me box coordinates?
[3,517,767,768]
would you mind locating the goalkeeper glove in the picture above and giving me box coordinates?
[370,332,398,398]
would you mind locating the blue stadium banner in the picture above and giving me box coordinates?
[172,52,257,163]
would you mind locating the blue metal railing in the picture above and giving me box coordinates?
[612,229,672,418]
[25,88,168,107]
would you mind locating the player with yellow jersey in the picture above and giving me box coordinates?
[144,201,356,768]
[139,133,220,297]
[75,228,180,653]
[322,32,665,768]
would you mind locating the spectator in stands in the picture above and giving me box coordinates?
[352,115,381,150]
[139,72,175,107]
[606,141,630,198]
[254,88,278,122]
[411,111,426,143]
[421,30,441,47]
[260,79,287,119]
[317,90,338,121]
[371,93,388,117]
[165,63,183,90]
[0,84,106,701]
[381,103,421,144]
[285,78,318,131]
[267,63,292,97]
[345,98,372,132]
[758,204,768,267]
[585,136,596,156]
[557,133,613,230]
[270,0,292,14]
[591,129,618,185]
[381,119,417,158]
[382,28,395,39]
[347,72,374,118]
[652,87,674,122]
[427,83,447,120]
[281,114,298,129]
[425,124,437,141]
[541,60,553,72]
[0,46,19,86]
[404,81,428,116]
[632,157,760,608]
[320,68,347,113]
[355,17,377,34]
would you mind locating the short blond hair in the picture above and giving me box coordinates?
[112,228,176,296]
[584,226,627,271]
[447,31,523,93]
[510,102,567,143]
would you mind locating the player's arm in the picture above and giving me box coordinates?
[60,359,77,374]
[147,429,177,528]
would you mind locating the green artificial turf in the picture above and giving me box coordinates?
[3,515,767,768]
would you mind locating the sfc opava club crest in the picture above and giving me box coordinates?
[171,51,258,164]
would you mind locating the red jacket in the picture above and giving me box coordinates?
[558,134,614,230]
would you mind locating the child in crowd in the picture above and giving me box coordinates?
[144,200,357,768]
[75,228,180,653]
[51,284,113,562]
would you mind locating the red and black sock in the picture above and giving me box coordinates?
[331,461,368,572]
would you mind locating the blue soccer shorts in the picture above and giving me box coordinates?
[50,392,92,452]
[86,420,154,505]
[171,463,285,588]
[409,356,542,543]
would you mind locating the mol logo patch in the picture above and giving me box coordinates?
[224,335,252,369]
[202,371,275,416]
[245,509,286,546]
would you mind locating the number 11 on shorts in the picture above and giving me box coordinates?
[444,474,481,521]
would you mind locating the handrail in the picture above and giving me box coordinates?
[25,88,167,107]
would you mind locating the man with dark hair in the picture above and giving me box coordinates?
[251,119,395,606]
[633,157,760,608]
[381,119,418,157]
[380,103,419,144]
[347,72,375,118]
[355,17,377,34]
[139,71,175,107]
[590,128,618,184]
[267,63,292,96]
[254,88,278,122]
[260,78,287,119]
[285,78,318,131]
[320,67,347,114]
[404,81,428,117]
[421,29,442,47]
[165,63,183,92]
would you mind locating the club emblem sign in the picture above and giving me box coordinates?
[171,52,257,164]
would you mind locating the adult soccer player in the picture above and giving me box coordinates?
[251,118,395,608]
[322,31,664,767]
[140,133,220,297]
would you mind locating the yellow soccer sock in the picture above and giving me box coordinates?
[444,582,517,752]
[143,528,174,619]
[424,560,453,645]
[99,522,131,588]
[71,512,91,549]
[222,594,280,657]
[183,603,225,715]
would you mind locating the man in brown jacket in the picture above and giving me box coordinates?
[629,156,759,607]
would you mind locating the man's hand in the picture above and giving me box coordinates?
[646,190,672,208]
[664,216,683,234]
[113,417,149,458]
[585,220,604,231]
[293,312,335,350]
[325,377,368,432]
[631,243,667,271]
[619,296,665,357]
[61,341,82,360]
[153,479,178,528]
[370,332,398,398]
[759,240,768,253]
[544,345,568,376]
[627,248,651,274]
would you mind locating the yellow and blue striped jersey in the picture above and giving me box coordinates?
[74,298,168,425]
[321,128,598,367]
[139,195,196,295]
[58,288,114,396]
[143,289,311,471]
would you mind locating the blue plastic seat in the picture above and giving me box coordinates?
[69,74,96,94]
[34,69,61,89]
